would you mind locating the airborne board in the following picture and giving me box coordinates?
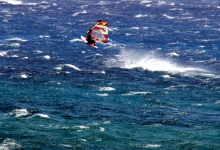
[81,36,98,48]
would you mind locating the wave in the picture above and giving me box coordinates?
[0,138,22,149]
[10,43,20,47]
[97,93,109,96]
[10,73,29,79]
[134,14,148,18]
[6,37,27,42]
[64,64,81,71]
[122,91,151,96]
[8,109,29,117]
[19,73,28,79]
[1,0,38,5]
[1,0,22,5]
[69,38,81,42]
[0,51,8,57]
[8,109,50,119]
[54,64,81,72]
[99,87,116,91]
[73,10,87,17]
[105,48,211,77]
[42,55,51,60]
[27,113,50,119]
[39,35,50,38]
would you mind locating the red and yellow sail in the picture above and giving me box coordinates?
[88,20,109,43]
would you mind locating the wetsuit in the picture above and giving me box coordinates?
[87,34,96,46]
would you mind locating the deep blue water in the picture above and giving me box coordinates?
[0,0,220,149]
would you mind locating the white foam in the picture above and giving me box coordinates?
[140,0,152,4]
[34,50,43,54]
[3,19,8,23]
[75,125,89,129]
[80,139,87,142]
[168,52,179,57]
[37,114,50,118]
[97,93,109,96]
[215,100,220,104]
[28,114,50,119]
[122,91,151,96]
[109,27,118,31]
[39,35,50,38]
[157,1,166,5]
[64,64,81,71]
[104,121,111,124]
[97,1,109,5]
[1,0,22,5]
[0,139,22,150]
[8,109,29,117]
[40,1,48,4]
[52,3,57,6]
[6,38,27,42]
[144,144,161,148]
[165,84,187,90]
[20,73,28,79]
[10,43,20,47]
[92,70,105,74]
[193,103,202,107]
[130,27,139,30]
[163,14,175,19]
[69,38,81,42]
[61,144,72,148]
[43,55,50,60]
[100,127,105,132]
[134,14,148,18]
[22,57,28,59]
[54,66,62,70]
[0,51,8,57]
[161,74,171,78]
[1,0,38,5]
[10,54,19,58]
[101,70,106,74]
[99,87,116,91]
[25,2,38,6]
[105,49,208,76]
[73,10,87,16]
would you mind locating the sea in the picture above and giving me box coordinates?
[0,0,220,149]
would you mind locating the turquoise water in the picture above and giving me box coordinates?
[0,0,220,149]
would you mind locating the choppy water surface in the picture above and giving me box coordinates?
[0,0,220,149]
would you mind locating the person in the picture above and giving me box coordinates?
[86,20,104,48]
[86,29,97,48]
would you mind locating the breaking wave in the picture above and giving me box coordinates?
[105,48,211,77]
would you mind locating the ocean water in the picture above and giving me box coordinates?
[0,0,220,149]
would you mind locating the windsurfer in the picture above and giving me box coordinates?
[85,20,104,48]
[86,30,97,48]
[81,19,108,48]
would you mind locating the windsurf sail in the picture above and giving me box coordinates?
[88,20,109,43]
